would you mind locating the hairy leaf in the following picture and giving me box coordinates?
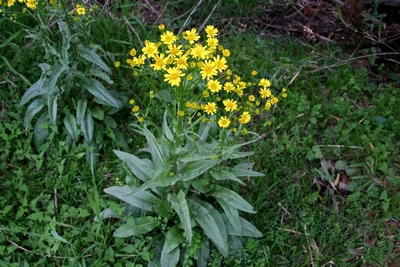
[85,79,122,108]
[160,246,180,267]
[162,225,185,254]
[168,191,192,245]
[23,99,44,127]
[210,185,256,213]
[210,169,245,185]
[114,150,155,182]
[114,216,160,238]
[216,198,241,234]
[182,159,221,181]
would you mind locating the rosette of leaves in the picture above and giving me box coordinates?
[100,112,263,266]
[19,20,126,167]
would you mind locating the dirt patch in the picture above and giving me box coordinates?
[245,1,400,79]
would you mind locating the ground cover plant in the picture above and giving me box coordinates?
[1,0,399,266]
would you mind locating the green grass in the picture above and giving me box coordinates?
[1,0,399,266]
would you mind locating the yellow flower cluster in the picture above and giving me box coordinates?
[127,25,286,130]
[1,0,38,10]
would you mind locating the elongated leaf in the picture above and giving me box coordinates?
[81,109,94,143]
[20,80,42,106]
[160,247,180,267]
[168,191,192,245]
[104,116,117,128]
[48,94,58,125]
[34,112,49,147]
[210,185,255,214]
[216,198,241,234]
[224,215,263,238]
[230,165,265,177]
[229,151,254,159]
[85,79,122,108]
[79,45,111,73]
[196,239,210,267]
[131,171,180,195]
[189,199,228,257]
[64,114,79,143]
[48,61,67,93]
[76,99,87,125]
[199,201,228,252]
[113,216,159,238]
[23,99,44,127]
[182,159,221,181]
[51,230,70,244]
[154,201,173,218]
[162,110,173,141]
[0,30,22,49]
[142,125,165,169]
[210,169,245,185]
[1,56,31,87]
[90,70,114,84]
[114,150,154,182]
[104,185,161,212]
[220,139,259,160]
[162,225,185,254]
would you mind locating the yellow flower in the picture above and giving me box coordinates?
[134,55,146,66]
[175,54,189,70]
[149,91,155,99]
[207,80,222,93]
[114,61,120,68]
[200,60,217,80]
[259,78,271,88]
[164,67,184,86]
[265,102,271,110]
[158,24,165,31]
[191,44,209,59]
[150,53,168,70]
[271,97,279,105]
[203,90,210,98]
[76,5,86,15]
[223,82,235,92]
[223,99,237,112]
[251,70,257,76]
[206,38,218,49]
[133,71,139,76]
[205,25,219,37]
[235,88,243,96]
[178,110,185,117]
[138,117,144,123]
[213,55,227,72]
[226,69,232,75]
[130,48,137,57]
[160,31,177,45]
[248,95,255,102]
[282,88,287,92]
[282,93,288,98]
[129,99,135,105]
[203,102,217,115]
[166,44,183,58]
[239,111,251,124]
[218,45,224,51]
[190,102,197,109]
[26,0,37,9]
[222,49,230,57]
[132,105,140,112]
[142,41,158,58]
[183,28,200,44]
[187,75,193,81]
[259,88,271,98]
[218,116,230,128]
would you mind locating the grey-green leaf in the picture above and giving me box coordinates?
[168,191,192,245]
[20,79,45,106]
[210,169,245,185]
[113,216,160,238]
[210,185,256,214]
[64,114,79,143]
[224,215,263,238]
[216,198,241,234]
[104,185,161,212]
[79,45,111,74]
[23,99,44,127]
[132,171,180,195]
[114,150,155,182]
[76,99,87,125]
[182,159,221,181]
[162,225,185,254]
[189,199,228,257]
[160,246,180,267]
[48,94,58,125]
[81,109,94,143]
[85,79,122,108]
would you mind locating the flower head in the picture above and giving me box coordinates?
[200,60,217,80]
[205,25,218,38]
[161,31,177,45]
[164,67,184,86]
[183,28,200,44]
[203,102,217,115]
[239,111,251,124]
[259,78,271,88]
[218,116,230,128]
[207,80,222,93]
[223,99,237,112]
[142,41,158,58]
